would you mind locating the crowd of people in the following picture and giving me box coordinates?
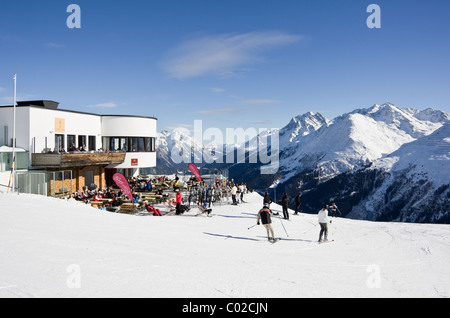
[68,175,250,216]
[71,187,118,205]
[161,176,250,215]
[68,174,341,243]
[70,186,145,212]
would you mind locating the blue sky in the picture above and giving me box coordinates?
[0,0,449,135]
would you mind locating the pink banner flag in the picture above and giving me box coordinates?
[113,173,134,205]
[188,163,202,182]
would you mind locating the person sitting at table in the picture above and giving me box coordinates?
[68,143,77,152]
[104,188,112,198]
[144,201,161,216]
[146,181,153,192]
[162,198,176,212]
[112,196,123,208]
[93,191,101,202]
[73,191,83,201]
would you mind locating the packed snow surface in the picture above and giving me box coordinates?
[1,191,449,298]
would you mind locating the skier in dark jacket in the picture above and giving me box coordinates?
[257,204,276,242]
[329,202,341,217]
[263,192,273,207]
[294,193,301,215]
[281,192,289,220]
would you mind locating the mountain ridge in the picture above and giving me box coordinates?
[155,103,449,223]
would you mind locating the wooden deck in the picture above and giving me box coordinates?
[32,152,126,168]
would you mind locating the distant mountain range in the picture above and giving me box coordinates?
[156,103,450,223]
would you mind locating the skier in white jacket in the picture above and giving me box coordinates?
[318,204,330,242]
[230,185,238,205]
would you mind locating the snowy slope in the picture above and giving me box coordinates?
[1,191,449,298]
[348,123,450,222]
[374,122,450,185]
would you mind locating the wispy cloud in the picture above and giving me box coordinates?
[162,31,301,79]
[211,87,225,93]
[196,107,237,115]
[88,102,117,108]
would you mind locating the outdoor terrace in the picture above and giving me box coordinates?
[31,152,126,168]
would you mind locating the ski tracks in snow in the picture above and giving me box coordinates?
[0,281,36,298]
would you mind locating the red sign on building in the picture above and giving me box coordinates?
[131,158,138,166]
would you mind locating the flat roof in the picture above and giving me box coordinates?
[0,100,158,120]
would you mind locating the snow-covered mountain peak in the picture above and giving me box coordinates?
[411,107,450,123]
[275,103,449,181]
[280,111,329,143]
[352,102,447,139]
[363,102,409,119]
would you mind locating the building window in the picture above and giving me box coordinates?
[145,137,151,152]
[88,136,96,151]
[130,137,139,152]
[102,137,110,151]
[0,125,8,146]
[67,135,76,152]
[78,135,86,150]
[138,137,145,152]
[110,137,119,151]
[145,137,155,152]
[55,134,65,152]
[102,137,155,152]
[0,152,29,172]
[120,137,128,152]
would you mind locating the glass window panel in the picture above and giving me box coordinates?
[111,137,120,151]
[131,137,138,152]
[120,138,128,152]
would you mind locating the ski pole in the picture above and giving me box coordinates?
[279,218,289,237]
[248,224,258,230]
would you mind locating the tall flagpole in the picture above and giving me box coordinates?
[11,74,17,194]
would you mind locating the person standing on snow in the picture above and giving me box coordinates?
[281,192,290,220]
[294,193,302,215]
[175,189,183,215]
[257,204,276,242]
[231,184,238,205]
[329,202,341,218]
[318,204,330,242]
[263,192,273,207]
[239,183,245,203]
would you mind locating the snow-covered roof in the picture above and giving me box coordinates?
[0,145,26,153]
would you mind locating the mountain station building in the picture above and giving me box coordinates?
[0,100,157,196]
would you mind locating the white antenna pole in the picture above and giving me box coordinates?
[12,74,17,194]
